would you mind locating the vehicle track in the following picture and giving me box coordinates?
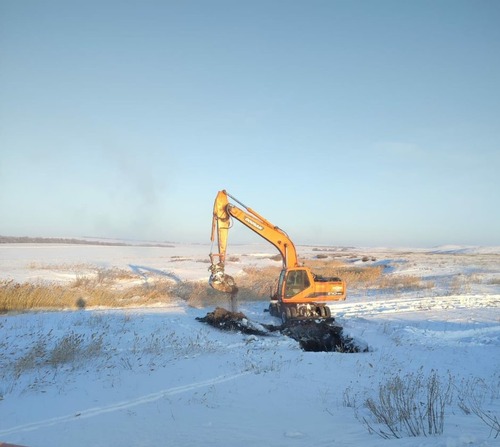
[0,372,249,437]
[332,294,500,319]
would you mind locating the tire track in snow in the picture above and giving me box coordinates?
[0,372,249,437]
[333,294,500,319]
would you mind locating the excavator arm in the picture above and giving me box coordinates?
[209,190,298,293]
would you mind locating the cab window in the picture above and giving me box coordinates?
[284,270,310,297]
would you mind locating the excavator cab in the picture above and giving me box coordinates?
[283,269,310,298]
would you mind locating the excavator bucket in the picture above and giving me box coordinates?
[209,263,237,294]
[209,273,237,293]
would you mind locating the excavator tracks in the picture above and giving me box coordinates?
[269,301,332,323]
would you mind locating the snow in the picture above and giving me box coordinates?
[1,242,499,446]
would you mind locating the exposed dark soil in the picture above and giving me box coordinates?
[281,319,365,353]
[196,307,367,353]
[196,307,269,336]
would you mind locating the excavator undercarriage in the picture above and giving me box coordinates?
[269,301,332,322]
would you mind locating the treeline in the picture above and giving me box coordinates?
[0,236,174,248]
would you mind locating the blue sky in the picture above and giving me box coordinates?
[1,0,499,247]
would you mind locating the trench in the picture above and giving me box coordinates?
[196,307,368,353]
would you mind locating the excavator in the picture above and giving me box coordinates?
[209,190,346,322]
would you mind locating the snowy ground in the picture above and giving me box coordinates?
[1,242,499,446]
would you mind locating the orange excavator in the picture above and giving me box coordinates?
[209,190,346,322]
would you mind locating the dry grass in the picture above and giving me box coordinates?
[159,261,380,308]
[301,259,384,288]
[458,377,500,438]
[72,269,135,288]
[0,263,430,313]
[0,277,237,313]
[0,258,435,312]
[239,266,283,297]
[302,259,433,291]
[170,267,284,308]
[354,370,454,438]
[377,274,435,291]
[0,279,176,312]
[28,262,95,270]
[172,281,230,308]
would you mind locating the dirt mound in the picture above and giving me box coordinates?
[282,319,365,353]
[196,308,367,353]
[195,307,270,336]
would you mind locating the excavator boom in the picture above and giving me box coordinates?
[209,190,298,293]
[211,190,298,266]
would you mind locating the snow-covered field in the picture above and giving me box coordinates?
[1,242,499,447]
